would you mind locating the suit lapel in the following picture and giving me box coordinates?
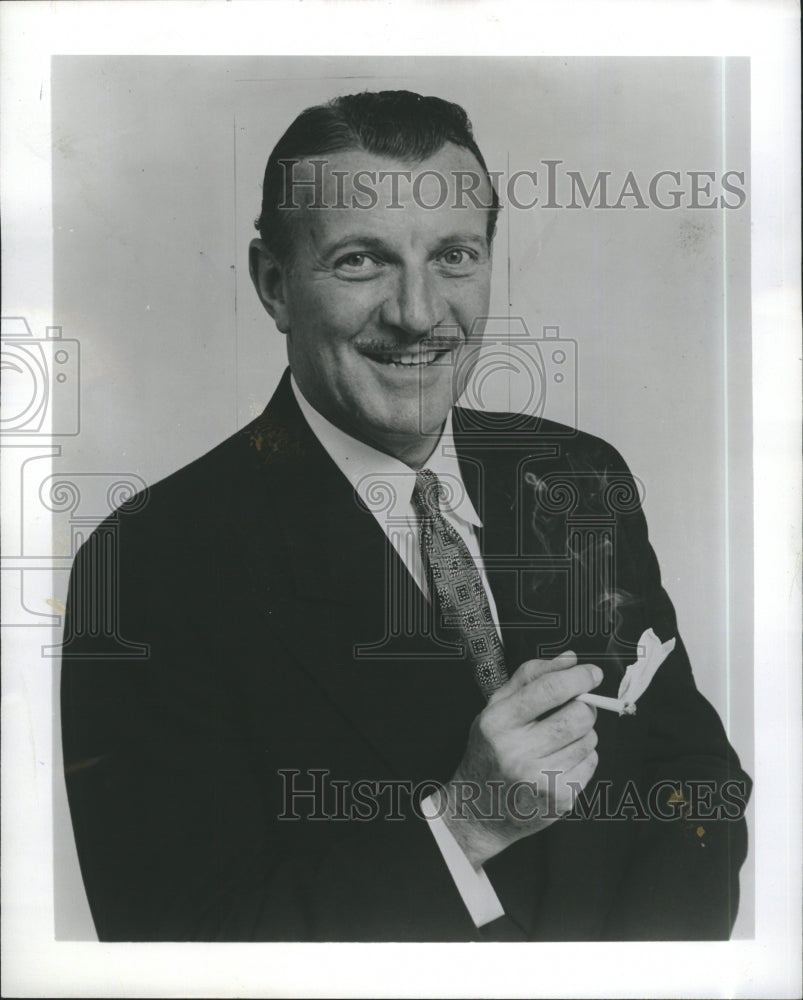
[244,373,484,782]
[453,410,564,673]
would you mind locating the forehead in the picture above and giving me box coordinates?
[283,143,494,250]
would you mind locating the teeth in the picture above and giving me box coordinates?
[371,350,441,366]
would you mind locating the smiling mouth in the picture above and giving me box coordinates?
[358,346,455,368]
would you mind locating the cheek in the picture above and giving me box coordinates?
[291,279,378,344]
[447,276,492,325]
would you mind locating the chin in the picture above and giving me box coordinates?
[387,400,448,434]
[352,407,437,453]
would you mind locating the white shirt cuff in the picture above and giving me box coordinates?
[421,793,505,927]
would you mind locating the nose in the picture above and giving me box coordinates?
[380,264,447,339]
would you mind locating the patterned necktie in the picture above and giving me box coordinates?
[411,468,509,701]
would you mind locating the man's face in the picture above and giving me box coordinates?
[251,143,494,466]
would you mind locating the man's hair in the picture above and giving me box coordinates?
[254,90,500,263]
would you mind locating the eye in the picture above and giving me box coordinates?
[334,252,383,275]
[340,253,367,268]
[440,247,478,270]
[441,248,472,266]
[436,247,481,274]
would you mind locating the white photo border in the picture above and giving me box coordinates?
[1,2,800,998]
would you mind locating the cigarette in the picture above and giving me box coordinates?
[577,693,637,715]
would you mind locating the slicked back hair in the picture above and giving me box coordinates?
[254,90,500,264]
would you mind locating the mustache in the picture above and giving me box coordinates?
[355,336,466,354]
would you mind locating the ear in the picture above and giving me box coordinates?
[249,239,292,333]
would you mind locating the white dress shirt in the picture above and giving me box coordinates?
[290,375,505,927]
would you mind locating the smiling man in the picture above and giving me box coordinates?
[250,134,495,465]
[61,90,750,942]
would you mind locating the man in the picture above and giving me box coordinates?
[61,90,750,942]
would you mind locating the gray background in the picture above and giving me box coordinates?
[51,55,753,938]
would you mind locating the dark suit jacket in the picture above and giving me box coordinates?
[61,369,750,941]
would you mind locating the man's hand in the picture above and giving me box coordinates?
[437,652,602,868]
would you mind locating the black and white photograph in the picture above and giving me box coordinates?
[1,2,799,997]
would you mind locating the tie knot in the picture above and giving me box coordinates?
[412,468,443,518]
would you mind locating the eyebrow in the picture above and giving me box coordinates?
[319,232,489,259]
[319,235,392,258]
[433,232,489,250]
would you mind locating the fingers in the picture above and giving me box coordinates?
[499,732,600,822]
[541,748,600,818]
[526,698,598,756]
[510,662,603,726]
[494,650,578,700]
[559,746,600,797]
[536,727,599,774]
[530,733,599,814]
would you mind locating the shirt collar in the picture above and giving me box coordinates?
[290,373,482,528]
